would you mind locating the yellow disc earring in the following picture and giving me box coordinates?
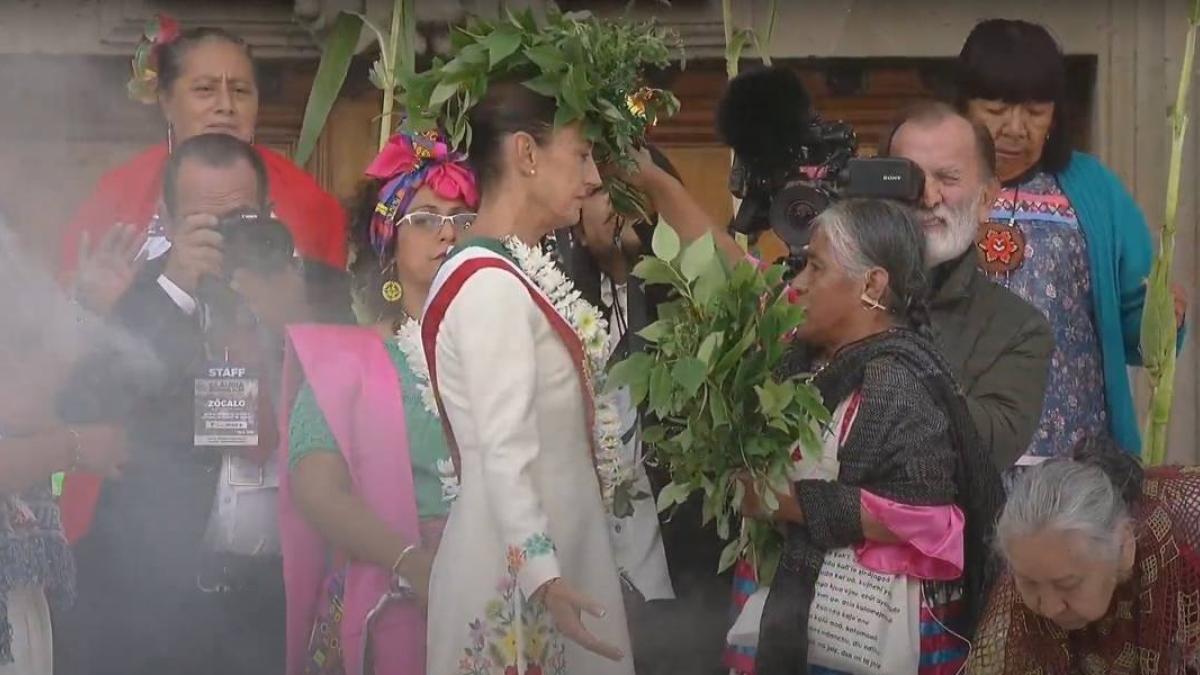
[381,280,404,303]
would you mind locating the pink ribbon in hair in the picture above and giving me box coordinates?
[365,132,479,208]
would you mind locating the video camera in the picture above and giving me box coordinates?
[717,66,925,272]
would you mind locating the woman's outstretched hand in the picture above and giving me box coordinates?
[540,577,625,661]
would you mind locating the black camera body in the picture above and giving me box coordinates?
[719,67,925,267]
[215,210,295,277]
[198,209,297,336]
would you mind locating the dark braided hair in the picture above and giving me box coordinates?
[816,198,936,340]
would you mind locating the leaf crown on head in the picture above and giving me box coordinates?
[401,6,682,172]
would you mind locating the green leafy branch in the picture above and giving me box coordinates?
[608,223,828,584]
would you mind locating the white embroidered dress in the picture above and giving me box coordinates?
[423,241,634,675]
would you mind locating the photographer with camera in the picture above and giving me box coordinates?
[64,133,296,675]
[883,101,1053,470]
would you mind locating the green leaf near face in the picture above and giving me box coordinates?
[524,44,567,73]
[680,232,717,282]
[671,356,708,398]
[651,220,682,262]
[598,98,625,122]
[656,481,692,513]
[482,25,523,67]
[522,73,561,97]
[554,104,583,129]
[429,80,461,108]
[718,538,742,573]
[606,351,652,393]
[563,66,592,114]
[637,319,671,344]
[697,331,723,365]
[641,424,666,445]
[755,384,778,416]
[506,7,538,32]
[710,391,730,429]
[693,256,729,307]
[649,365,673,417]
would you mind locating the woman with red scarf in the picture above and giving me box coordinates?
[58,15,346,543]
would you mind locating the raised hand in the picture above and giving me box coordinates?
[162,214,223,294]
[74,224,148,314]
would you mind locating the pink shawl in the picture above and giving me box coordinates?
[277,324,424,675]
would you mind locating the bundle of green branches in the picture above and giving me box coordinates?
[608,226,829,584]
[401,5,681,215]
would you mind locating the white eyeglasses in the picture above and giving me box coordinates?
[398,211,476,232]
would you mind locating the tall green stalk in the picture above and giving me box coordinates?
[1141,0,1200,465]
[294,0,417,165]
[377,0,416,151]
[722,0,737,78]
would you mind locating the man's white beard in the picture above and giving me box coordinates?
[924,190,984,267]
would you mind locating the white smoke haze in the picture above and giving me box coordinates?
[0,217,165,429]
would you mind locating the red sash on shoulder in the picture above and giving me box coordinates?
[419,244,599,479]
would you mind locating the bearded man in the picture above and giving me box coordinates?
[885,101,1052,470]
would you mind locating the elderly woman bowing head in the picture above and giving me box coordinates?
[970,435,1200,673]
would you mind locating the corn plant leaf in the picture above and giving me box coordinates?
[294,12,363,166]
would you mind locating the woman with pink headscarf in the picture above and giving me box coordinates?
[277,130,478,675]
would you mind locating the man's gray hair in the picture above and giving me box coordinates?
[997,458,1131,561]
[881,100,998,182]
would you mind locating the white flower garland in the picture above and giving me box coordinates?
[503,237,634,515]
[393,318,460,504]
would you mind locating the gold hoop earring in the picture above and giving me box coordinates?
[381,280,403,303]
[860,292,886,312]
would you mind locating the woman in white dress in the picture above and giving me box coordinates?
[421,80,634,675]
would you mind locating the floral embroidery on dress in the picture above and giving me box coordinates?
[457,550,568,675]
[506,532,556,574]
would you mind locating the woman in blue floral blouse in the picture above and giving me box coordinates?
[956,19,1187,467]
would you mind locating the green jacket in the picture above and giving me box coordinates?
[930,251,1053,470]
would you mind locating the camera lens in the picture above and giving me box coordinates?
[769,183,832,252]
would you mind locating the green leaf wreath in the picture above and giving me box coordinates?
[608,224,830,585]
[401,6,682,215]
